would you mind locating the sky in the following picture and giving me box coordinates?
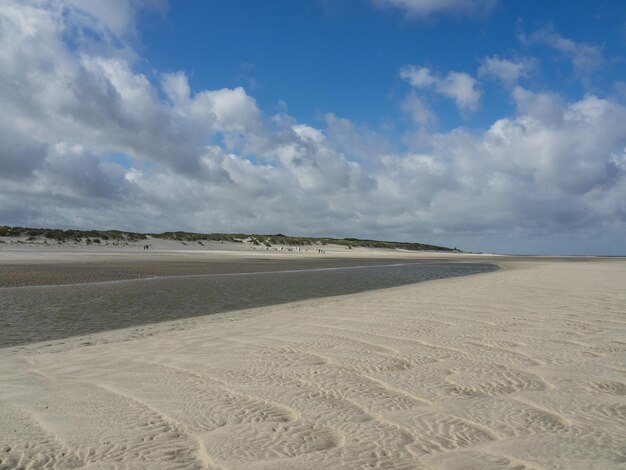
[1,0,626,255]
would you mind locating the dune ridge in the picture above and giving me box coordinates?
[1,259,625,469]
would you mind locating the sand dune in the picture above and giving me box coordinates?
[1,259,625,469]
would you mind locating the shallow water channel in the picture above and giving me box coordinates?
[0,261,497,348]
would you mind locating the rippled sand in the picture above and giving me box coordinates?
[1,258,625,469]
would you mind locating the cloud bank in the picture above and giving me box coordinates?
[0,1,625,254]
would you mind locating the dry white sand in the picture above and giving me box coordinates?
[0,236,481,263]
[1,258,625,469]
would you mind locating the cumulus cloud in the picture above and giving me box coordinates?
[163,72,262,135]
[324,114,394,162]
[401,94,437,125]
[478,56,534,86]
[0,120,47,179]
[485,94,624,196]
[62,0,167,37]
[1,1,625,254]
[400,66,482,111]
[372,0,497,18]
[523,27,604,78]
[0,1,375,230]
[511,86,565,124]
[396,91,626,251]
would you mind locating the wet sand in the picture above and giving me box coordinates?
[0,249,625,469]
[0,257,489,288]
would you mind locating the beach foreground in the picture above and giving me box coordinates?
[1,257,625,469]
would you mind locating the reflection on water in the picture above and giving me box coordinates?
[0,262,496,348]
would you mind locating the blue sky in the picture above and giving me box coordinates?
[1,0,626,254]
[138,1,626,130]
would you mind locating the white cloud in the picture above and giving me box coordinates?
[400,65,482,111]
[523,27,604,78]
[478,56,534,86]
[399,66,436,87]
[482,95,625,196]
[324,114,393,162]
[1,1,625,254]
[437,72,482,111]
[511,86,565,124]
[402,94,437,125]
[390,92,626,252]
[372,0,497,18]
[164,72,262,135]
[62,0,166,36]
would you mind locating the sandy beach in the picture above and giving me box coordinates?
[4,0,625,468]
[0,248,625,469]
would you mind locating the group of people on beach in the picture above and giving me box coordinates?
[249,245,326,254]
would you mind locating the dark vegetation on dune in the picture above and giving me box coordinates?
[0,226,457,252]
